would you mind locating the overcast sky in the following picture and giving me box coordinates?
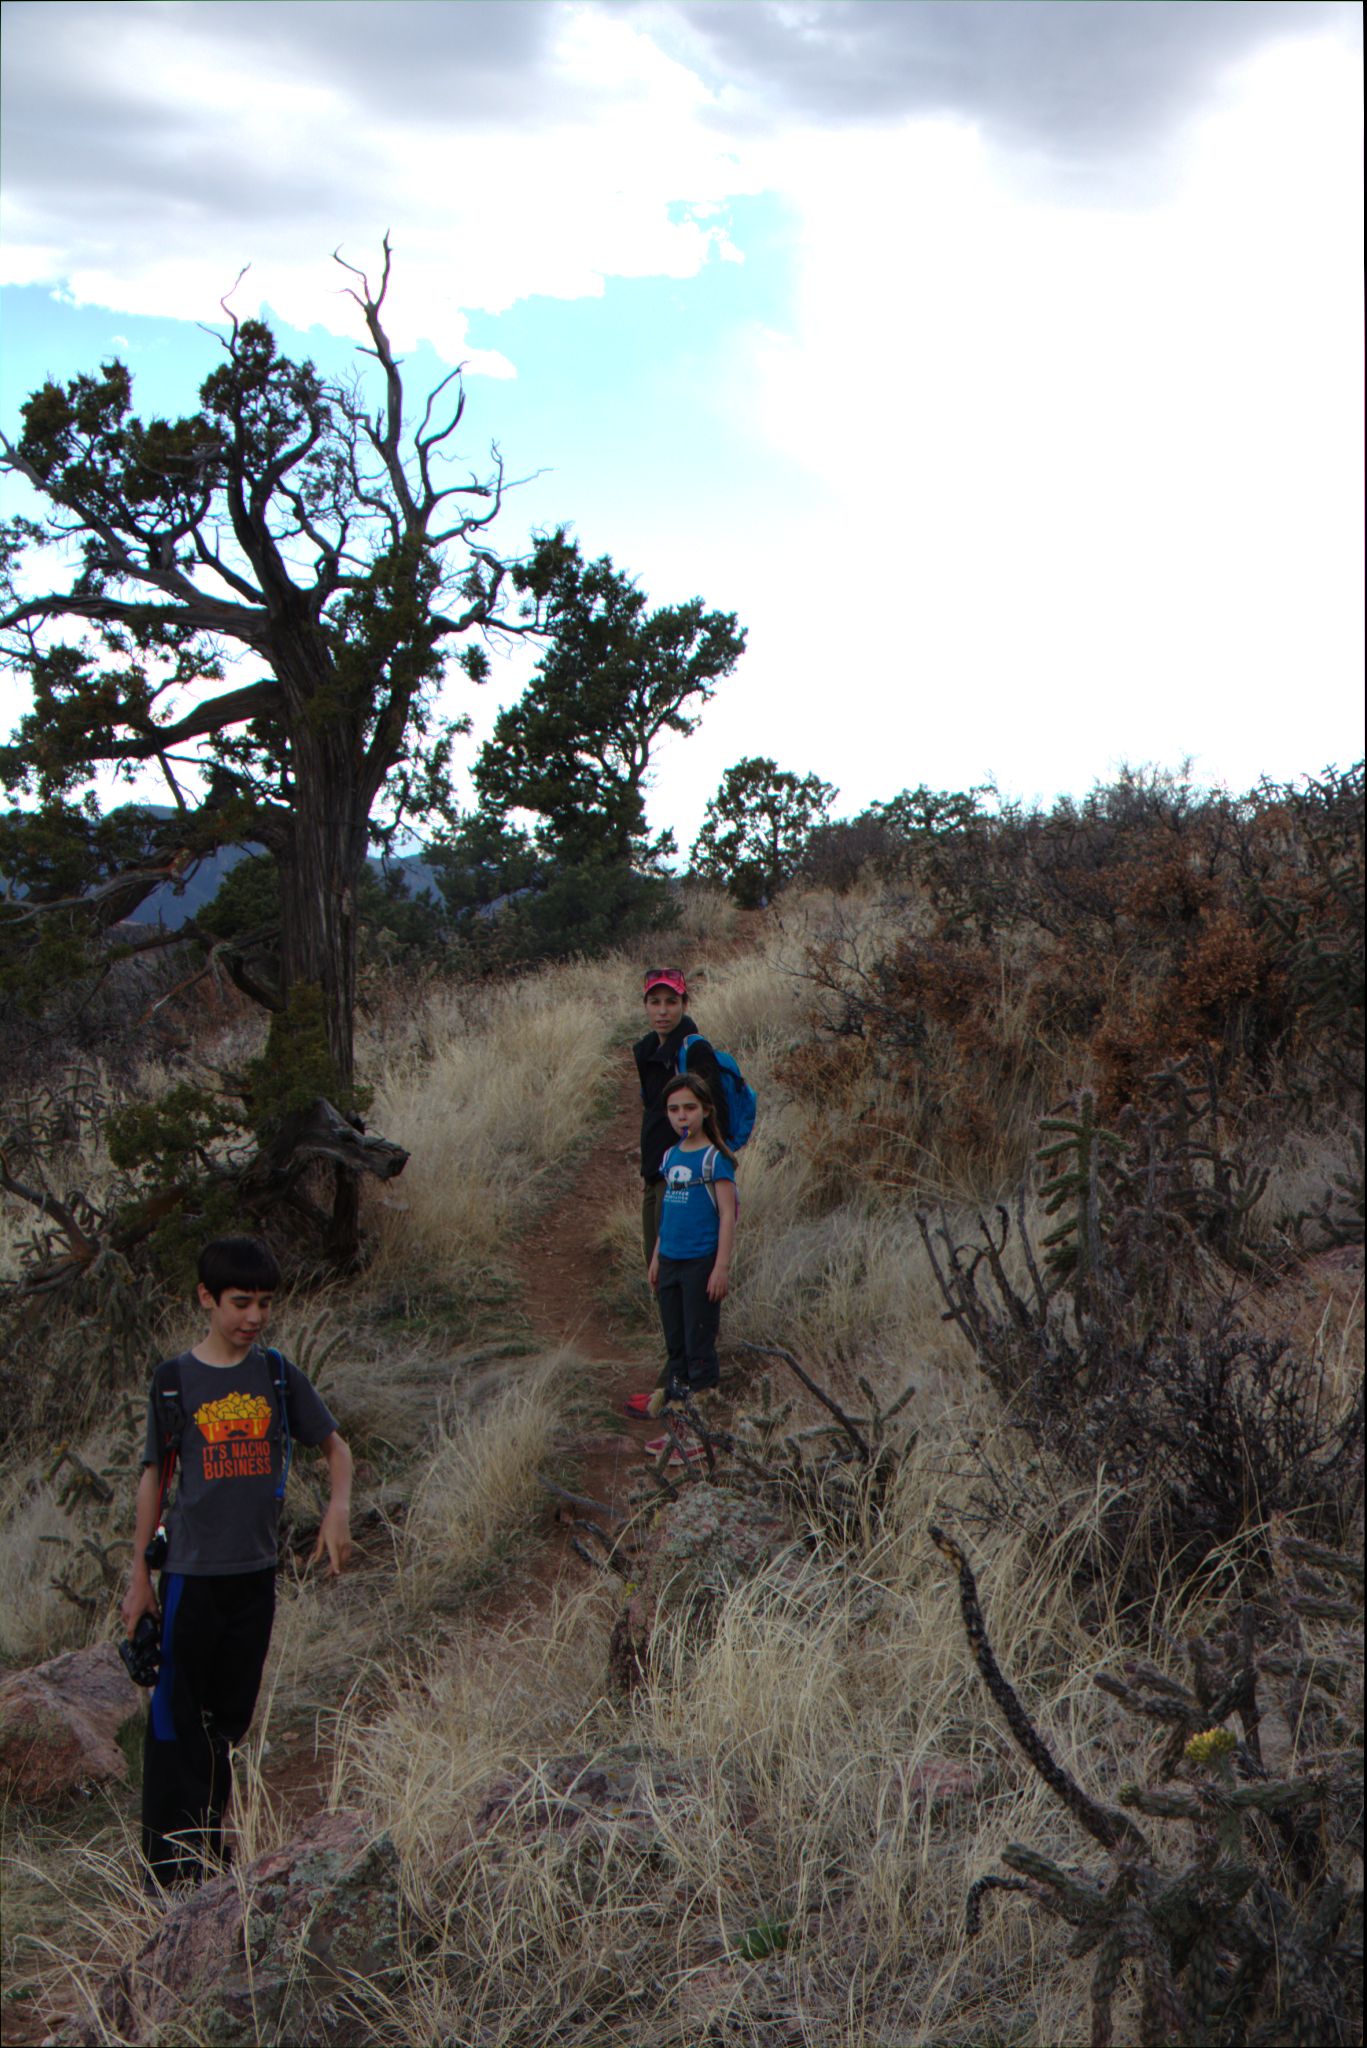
[1,0,1362,846]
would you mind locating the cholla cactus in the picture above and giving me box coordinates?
[724,1345,916,1541]
[1036,1088,1122,1301]
[1182,1727,1237,1767]
[935,1525,1363,2048]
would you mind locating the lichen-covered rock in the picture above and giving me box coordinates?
[51,1808,399,2048]
[0,1641,141,1804]
[466,1743,758,1907]
[471,1743,749,1846]
[650,1480,790,1585]
[609,1481,791,1694]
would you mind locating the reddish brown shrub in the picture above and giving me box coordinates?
[789,768,1362,1197]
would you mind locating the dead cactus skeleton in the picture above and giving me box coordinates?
[933,1524,1363,2048]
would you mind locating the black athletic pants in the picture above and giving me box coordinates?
[141,1567,276,1887]
[656,1253,721,1397]
[641,1180,666,1268]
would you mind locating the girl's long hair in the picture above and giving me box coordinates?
[662,1071,737,1163]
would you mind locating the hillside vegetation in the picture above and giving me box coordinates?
[0,769,1361,2047]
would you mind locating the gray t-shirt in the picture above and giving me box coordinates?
[142,1347,338,1576]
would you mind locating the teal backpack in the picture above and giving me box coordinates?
[677,1034,758,1148]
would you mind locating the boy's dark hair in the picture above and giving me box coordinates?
[197,1236,281,1299]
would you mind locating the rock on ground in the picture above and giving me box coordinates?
[609,1478,791,1693]
[0,1642,142,1804]
[50,1808,400,2048]
[465,1741,760,1932]
[471,1742,758,1853]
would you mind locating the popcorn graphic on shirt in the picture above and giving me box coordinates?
[194,1392,273,1442]
[193,1391,275,1481]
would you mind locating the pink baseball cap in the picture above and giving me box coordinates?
[643,967,687,997]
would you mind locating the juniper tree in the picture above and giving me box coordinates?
[0,243,552,1258]
[473,536,745,868]
[691,756,837,906]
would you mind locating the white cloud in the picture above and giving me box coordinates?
[708,29,1363,804]
[0,1,763,357]
[2,2,1360,824]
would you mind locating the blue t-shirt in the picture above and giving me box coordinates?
[658,1143,736,1260]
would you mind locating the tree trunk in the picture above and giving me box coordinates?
[276,715,371,1265]
[277,724,367,1087]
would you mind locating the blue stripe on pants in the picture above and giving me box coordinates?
[149,1571,185,1741]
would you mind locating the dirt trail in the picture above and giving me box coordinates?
[255,1055,663,1847]
[514,922,767,1559]
[513,1052,662,1560]
[263,1044,663,1797]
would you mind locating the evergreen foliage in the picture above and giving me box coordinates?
[0,244,560,1256]
[796,783,992,891]
[691,756,837,905]
[474,535,746,868]
[426,813,541,922]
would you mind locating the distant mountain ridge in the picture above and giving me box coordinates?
[127,841,439,928]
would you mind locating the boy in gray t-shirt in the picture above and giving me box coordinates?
[121,1236,353,1888]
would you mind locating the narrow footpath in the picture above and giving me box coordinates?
[513,1053,663,1561]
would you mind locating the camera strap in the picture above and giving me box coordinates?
[266,1347,292,1501]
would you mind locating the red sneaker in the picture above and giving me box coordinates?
[622,1391,656,1418]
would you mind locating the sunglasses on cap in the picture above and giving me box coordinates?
[643,967,687,996]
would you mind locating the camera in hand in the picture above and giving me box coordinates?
[144,1524,168,1568]
[119,1614,161,1688]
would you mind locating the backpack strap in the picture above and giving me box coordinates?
[150,1357,185,1450]
[676,1033,709,1074]
[700,1144,740,1222]
[149,1358,184,1528]
[266,1346,292,1502]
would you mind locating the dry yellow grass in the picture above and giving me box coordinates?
[363,962,628,1280]
[0,1813,171,2045]
[398,1353,568,1614]
[3,883,1360,2048]
[325,1396,1192,2048]
[668,880,742,949]
[0,1471,102,1665]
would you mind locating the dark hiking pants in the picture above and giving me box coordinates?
[642,1180,670,1391]
[142,1568,275,1887]
[656,1253,721,1398]
[641,1179,666,1268]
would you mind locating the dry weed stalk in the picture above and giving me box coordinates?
[637,1345,916,1550]
[919,1194,1364,1575]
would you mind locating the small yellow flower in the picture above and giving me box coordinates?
[1184,1727,1237,1766]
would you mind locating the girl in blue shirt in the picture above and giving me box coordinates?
[647,1072,738,1433]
